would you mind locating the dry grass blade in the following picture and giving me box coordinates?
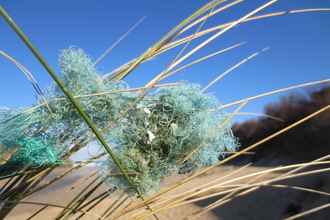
[268,184,330,197]
[58,181,104,219]
[125,163,252,219]
[0,170,38,218]
[97,193,126,219]
[202,47,270,92]
[54,177,101,219]
[127,103,330,218]
[0,199,107,219]
[212,79,330,111]
[93,16,147,66]
[223,112,284,121]
[222,151,255,154]
[173,161,330,207]
[103,57,156,78]
[160,8,330,54]
[106,0,227,82]
[18,167,55,200]
[75,191,109,219]
[0,82,180,126]
[1,1,330,219]
[221,99,247,127]
[0,168,25,191]
[20,154,105,201]
[182,166,280,220]
[0,168,51,200]
[136,0,221,94]
[148,0,279,85]
[281,154,330,178]
[284,203,330,220]
[216,104,330,163]
[177,151,330,216]
[159,42,246,82]
[2,4,149,207]
[26,171,99,219]
[105,195,131,219]
[147,163,330,219]
[156,0,244,49]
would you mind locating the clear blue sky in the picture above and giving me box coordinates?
[1,0,330,125]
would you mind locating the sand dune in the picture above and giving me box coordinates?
[3,164,330,219]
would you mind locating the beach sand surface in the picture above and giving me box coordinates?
[2,164,330,220]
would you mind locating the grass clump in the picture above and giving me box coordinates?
[0,46,239,197]
[0,1,330,220]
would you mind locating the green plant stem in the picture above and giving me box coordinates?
[61,181,103,220]
[75,192,109,219]
[0,6,157,218]
[106,0,226,82]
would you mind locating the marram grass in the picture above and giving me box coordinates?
[1,0,330,219]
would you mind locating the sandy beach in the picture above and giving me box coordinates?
[2,164,330,220]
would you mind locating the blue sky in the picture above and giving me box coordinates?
[1,0,330,125]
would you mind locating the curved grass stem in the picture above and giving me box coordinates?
[0,7,149,211]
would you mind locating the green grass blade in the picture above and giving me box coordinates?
[75,192,109,219]
[106,0,226,82]
[0,5,153,214]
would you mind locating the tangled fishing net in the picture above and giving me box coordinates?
[0,46,239,197]
[0,46,134,176]
[100,83,239,196]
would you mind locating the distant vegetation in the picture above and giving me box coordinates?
[232,85,330,164]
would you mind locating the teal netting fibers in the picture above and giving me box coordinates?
[0,46,135,176]
[100,84,239,197]
[0,46,239,197]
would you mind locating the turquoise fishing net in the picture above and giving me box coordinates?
[0,46,239,197]
[100,83,239,196]
[0,46,135,176]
